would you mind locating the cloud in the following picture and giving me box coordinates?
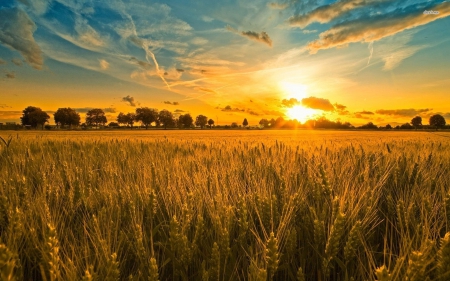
[130,57,152,69]
[0,59,6,65]
[0,111,22,122]
[72,107,117,113]
[11,58,23,66]
[221,105,245,112]
[75,16,105,47]
[164,101,180,105]
[191,37,209,45]
[281,98,301,108]
[301,97,335,111]
[355,110,374,115]
[382,46,424,70]
[202,16,214,22]
[174,109,185,113]
[268,2,289,10]
[335,103,350,115]
[302,29,318,34]
[99,59,109,70]
[226,26,273,47]
[307,2,450,53]
[17,0,50,15]
[0,8,43,69]
[289,0,379,28]
[5,72,16,79]
[122,95,137,107]
[247,109,262,116]
[0,104,12,109]
[176,68,184,72]
[375,108,432,117]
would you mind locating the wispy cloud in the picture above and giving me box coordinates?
[0,8,44,69]
[99,59,109,70]
[307,2,450,53]
[221,105,245,112]
[5,71,16,79]
[0,59,6,65]
[11,58,23,66]
[268,2,289,10]
[73,107,117,113]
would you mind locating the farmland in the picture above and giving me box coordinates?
[1,130,450,281]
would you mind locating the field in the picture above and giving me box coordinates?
[1,130,450,281]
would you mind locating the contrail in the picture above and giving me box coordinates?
[118,0,170,88]
[367,41,374,65]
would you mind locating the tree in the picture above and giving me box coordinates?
[207,118,215,129]
[108,122,119,127]
[179,114,194,128]
[86,108,107,127]
[54,108,80,128]
[259,119,269,128]
[158,110,175,129]
[429,114,446,129]
[411,116,422,129]
[117,112,136,129]
[20,106,50,129]
[242,118,248,127]
[385,124,392,129]
[135,107,158,130]
[195,115,208,129]
[231,122,238,128]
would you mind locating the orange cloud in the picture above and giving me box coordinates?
[308,2,450,53]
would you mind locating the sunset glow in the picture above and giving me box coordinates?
[286,106,317,123]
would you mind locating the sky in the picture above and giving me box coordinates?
[1,0,450,126]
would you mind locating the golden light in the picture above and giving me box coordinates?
[281,81,308,100]
[286,106,317,123]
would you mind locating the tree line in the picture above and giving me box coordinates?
[17,106,448,130]
[19,106,216,130]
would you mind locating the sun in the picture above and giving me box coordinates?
[286,106,317,123]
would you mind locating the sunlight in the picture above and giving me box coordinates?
[286,105,317,123]
[281,81,308,100]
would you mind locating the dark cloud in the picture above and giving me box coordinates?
[130,57,152,69]
[307,2,450,53]
[0,104,12,109]
[73,107,117,113]
[301,97,335,111]
[174,109,185,113]
[281,98,301,108]
[354,113,371,119]
[11,58,23,66]
[375,108,432,117]
[221,105,245,112]
[334,103,349,115]
[247,109,262,116]
[122,95,137,107]
[263,110,285,117]
[176,68,184,72]
[0,59,6,65]
[355,110,374,115]
[226,25,273,47]
[5,72,15,79]
[0,8,43,69]
[164,101,180,105]
[289,0,381,28]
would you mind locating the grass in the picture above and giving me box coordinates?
[0,130,450,280]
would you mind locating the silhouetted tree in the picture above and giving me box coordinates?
[179,114,194,128]
[400,123,413,129]
[411,116,422,129]
[259,119,269,128]
[54,108,80,128]
[385,124,392,129]
[242,118,248,127]
[195,115,208,129]
[117,112,136,129]
[158,110,175,129]
[86,108,107,127]
[135,107,158,130]
[359,122,378,129]
[108,122,119,127]
[231,122,238,128]
[274,117,285,128]
[20,106,50,129]
[207,118,215,129]
[429,114,446,130]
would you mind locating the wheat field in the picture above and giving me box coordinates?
[1,130,450,281]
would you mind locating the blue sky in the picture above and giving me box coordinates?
[1,0,450,125]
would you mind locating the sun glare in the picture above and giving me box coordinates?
[286,106,317,123]
[281,81,308,100]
